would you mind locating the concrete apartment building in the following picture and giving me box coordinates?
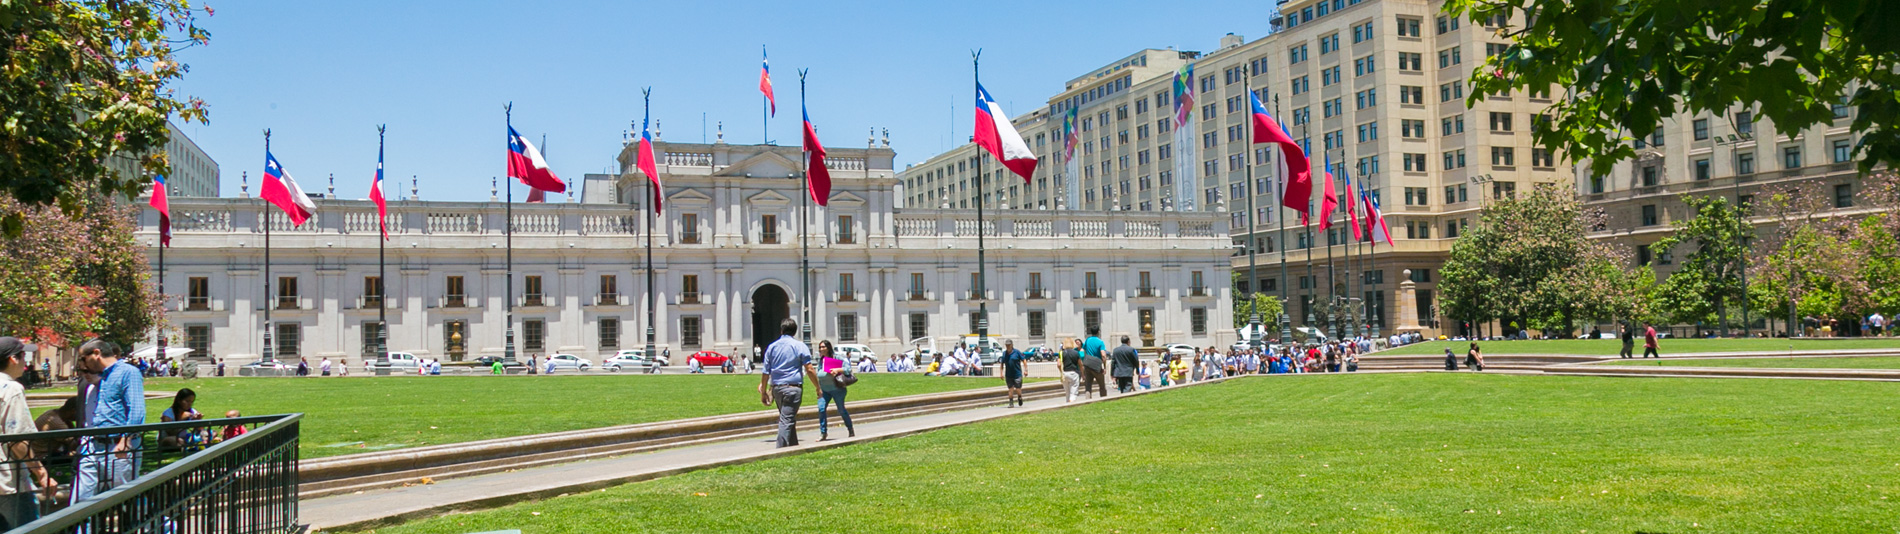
[110,120,221,198]
[900,0,1566,338]
[1574,98,1874,332]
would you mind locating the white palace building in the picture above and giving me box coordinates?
[138,136,1235,365]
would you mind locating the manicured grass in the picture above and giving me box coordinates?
[351,373,1900,533]
[1378,337,1900,356]
[35,373,1030,459]
[1601,356,1900,369]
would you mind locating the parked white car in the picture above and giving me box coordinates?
[601,350,657,371]
[1166,344,1197,358]
[545,353,591,371]
[835,344,876,363]
[378,351,422,371]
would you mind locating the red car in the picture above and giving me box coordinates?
[687,350,729,368]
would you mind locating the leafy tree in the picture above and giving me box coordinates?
[0,193,162,348]
[1232,271,1285,331]
[1849,214,1900,316]
[1439,184,1635,335]
[1748,181,1860,331]
[1649,196,1750,326]
[1,0,210,232]
[1448,0,1900,175]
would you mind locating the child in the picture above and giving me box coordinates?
[219,410,248,441]
[1137,362,1153,390]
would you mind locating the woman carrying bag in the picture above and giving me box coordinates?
[816,340,857,441]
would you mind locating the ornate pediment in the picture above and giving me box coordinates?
[667,188,713,204]
[715,151,801,178]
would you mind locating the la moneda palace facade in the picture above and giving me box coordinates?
[139,138,1234,364]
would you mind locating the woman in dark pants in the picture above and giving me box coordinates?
[815,341,855,441]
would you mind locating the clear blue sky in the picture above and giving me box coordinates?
[175,1,1274,201]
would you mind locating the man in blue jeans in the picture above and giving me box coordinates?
[71,339,143,505]
[758,318,819,448]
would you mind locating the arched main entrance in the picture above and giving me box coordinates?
[750,284,791,355]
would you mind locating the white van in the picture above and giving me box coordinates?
[381,352,421,371]
[835,344,877,364]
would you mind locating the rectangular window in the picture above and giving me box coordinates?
[837,272,854,301]
[188,277,210,310]
[444,275,464,307]
[1028,310,1046,338]
[1491,146,1516,167]
[1532,148,1554,168]
[1832,139,1852,163]
[1695,159,1711,180]
[599,274,619,303]
[1191,308,1208,336]
[277,276,299,310]
[681,316,702,348]
[1835,183,1855,208]
[1400,86,1424,104]
[1191,271,1206,296]
[523,275,543,306]
[909,272,926,299]
[680,274,700,303]
[599,317,620,350]
[680,213,701,244]
[186,324,211,358]
[1085,271,1100,298]
[275,322,301,358]
[838,314,858,343]
[1489,112,1512,132]
[1397,17,1421,37]
[523,319,545,352]
[1783,146,1802,169]
[1084,309,1102,335]
[1693,119,1709,141]
[1641,204,1659,226]
[759,213,779,243]
[909,312,928,340]
[1138,271,1154,297]
[1441,115,1465,135]
[1737,152,1755,174]
[837,215,854,244]
[1735,111,1754,135]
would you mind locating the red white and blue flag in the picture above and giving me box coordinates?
[149,174,170,246]
[1342,162,1361,240]
[261,152,317,226]
[973,83,1037,183]
[507,127,565,194]
[802,103,831,206]
[1319,153,1338,231]
[370,147,389,240]
[1365,188,1394,245]
[636,110,663,213]
[1251,90,1311,223]
[760,48,776,117]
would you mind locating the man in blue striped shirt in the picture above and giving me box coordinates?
[71,339,143,504]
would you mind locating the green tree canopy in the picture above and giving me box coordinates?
[1439,184,1641,334]
[0,193,162,348]
[1649,196,1751,326]
[1,0,210,230]
[1448,0,1900,175]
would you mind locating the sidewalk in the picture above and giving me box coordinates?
[304,374,1237,532]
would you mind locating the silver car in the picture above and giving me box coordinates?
[601,350,659,372]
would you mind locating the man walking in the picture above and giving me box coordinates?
[1059,339,1082,402]
[1080,326,1109,399]
[1000,340,1026,408]
[758,318,819,448]
[1643,324,1661,358]
[72,339,143,504]
[1111,336,1139,394]
[1619,324,1635,358]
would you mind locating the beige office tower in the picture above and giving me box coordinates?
[899,0,1564,338]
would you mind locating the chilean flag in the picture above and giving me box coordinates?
[973,83,1038,183]
[1318,153,1338,231]
[507,127,566,194]
[149,174,170,246]
[1366,189,1394,245]
[636,109,662,213]
[261,152,317,226]
[370,149,389,240]
[1342,163,1361,241]
[760,48,776,117]
[802,103,831,206]
[1251,90,1311,223]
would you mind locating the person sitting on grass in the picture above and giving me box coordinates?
[159,388,206,449]
[219,410,248,442]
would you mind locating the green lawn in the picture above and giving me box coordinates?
[1379,337,1900,356]
[36,373,1027,459]
[351,373,1899,533]
[1601,356,1900,369]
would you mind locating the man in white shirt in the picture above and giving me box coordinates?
[0,338,51,529]
[319,357,333,376]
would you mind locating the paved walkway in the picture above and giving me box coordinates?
[304,375,1236,532]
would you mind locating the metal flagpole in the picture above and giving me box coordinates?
[261,131,275,365]
[504,105,519,367]
[643,89,660,365]
[797,74,813,348]
[1325,155,1337,340]
[1273,96,1291,345]
[156,181,166,366]
[1302,121,1314,339]
[377,125,390,371]
[1243,73,1261,352]
[764,45,770,146]
[972,50,990,361]
[1367,170,1380,339]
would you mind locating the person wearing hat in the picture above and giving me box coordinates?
[1000,339,1027,408]
[0,337,52,528]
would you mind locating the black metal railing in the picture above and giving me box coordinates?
[1,414,301,534]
